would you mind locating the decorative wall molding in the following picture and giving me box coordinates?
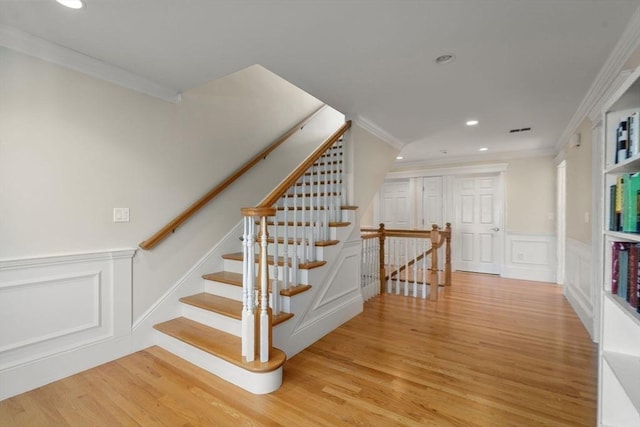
[501,233,556,283]
[0,24,181,103]
[353,114,405,150]
[0,248,136,400]
[556,5,640,151]
[564,238,594,339]
[395,148,555,169]
[387,163,508,180]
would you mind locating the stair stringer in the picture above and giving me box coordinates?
[131,221,243,351]
[272,211,363,358]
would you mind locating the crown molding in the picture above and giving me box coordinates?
[393,147,556,170]
[555,5,640,152]
[352,114,405,150]
[386,163,508,180]
[0,24,181,103]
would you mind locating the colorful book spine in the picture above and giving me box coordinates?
[623,173,640,232]
[628,244,639,304]
[612,242,623,294]
[619,245,629,299]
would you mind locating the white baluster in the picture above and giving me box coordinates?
[272,211,280,315]
[404,238,409,296]
[394,238,400,295]
[308,170,316,262]
[422,238,428,299]
[413,238,418,298]
[387,235,392,294]
[259,216,269,363]
[282,194,289,290]
[323,157,329,241]
[292,184,299,288]
[300,176,307,265]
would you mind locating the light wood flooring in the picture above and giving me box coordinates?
[0,272,597,426]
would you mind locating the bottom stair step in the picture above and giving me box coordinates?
[154,317,286,394]
[154,317,286,373]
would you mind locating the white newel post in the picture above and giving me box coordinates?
[241,207,275,364]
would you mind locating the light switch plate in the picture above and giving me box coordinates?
[113,208,130,223]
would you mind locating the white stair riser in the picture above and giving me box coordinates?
[155,331,282,395]
[181,304,241,337]
[204,281,243,300]
[223,259,310,283]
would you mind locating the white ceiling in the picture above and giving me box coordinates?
[1,0,639,164]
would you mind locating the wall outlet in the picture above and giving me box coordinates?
[113,208,129,223]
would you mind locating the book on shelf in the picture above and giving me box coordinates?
[614,110,640,163]
[608,173,640,233]
[610,241,640,312]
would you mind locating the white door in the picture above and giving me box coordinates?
[422,177,443,229]
[455,174,502,274]
[380,180,410,229]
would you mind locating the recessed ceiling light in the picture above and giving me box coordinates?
[435,54,455,65]
[479,147,489,152]
[466,120,479,126]
[56,0,84,9]
[396,156,404,160]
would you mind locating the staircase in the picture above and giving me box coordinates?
[151,122,359,394]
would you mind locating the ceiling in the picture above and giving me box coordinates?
[1,0,639,165]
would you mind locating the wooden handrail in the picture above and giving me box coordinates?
[255,121,352,209]
[139,105,328,250]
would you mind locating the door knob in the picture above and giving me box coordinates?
[490,227,500,232]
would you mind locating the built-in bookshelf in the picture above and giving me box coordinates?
[600,65,640,427]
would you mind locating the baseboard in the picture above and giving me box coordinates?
[501,232,556,283]
[564,238,594,338]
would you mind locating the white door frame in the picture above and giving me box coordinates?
[556,159,567,285]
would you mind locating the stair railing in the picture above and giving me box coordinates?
[139,104,327,250]
[240,121,352,363]
[360,223,451,301]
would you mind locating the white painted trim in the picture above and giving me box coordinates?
[556,6,640,150]
[353,114,405,150]
[564,238,595,339]
[0,248,135,400]
[386,163,508,180]
[501,232,557,283]
[395,148,555,169]
[0,248,136,269]
[0,25,181,103]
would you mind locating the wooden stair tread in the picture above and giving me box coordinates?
[267,236,339,247]
[222,252,327,269]
[180,292,296,325]
[267,221,351,227]
[276,205,350,211]
[180,293,241,319]
[154,317,286,373]
[203,271,313,297]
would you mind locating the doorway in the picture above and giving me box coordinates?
[454,174,504,274]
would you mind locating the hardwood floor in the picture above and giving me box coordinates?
[0,272,597,426]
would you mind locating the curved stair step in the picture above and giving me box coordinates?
[153,317,286,394]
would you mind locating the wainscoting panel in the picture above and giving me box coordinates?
[564,238,594,338]
[502,233,556,283]
[0,249,135,400]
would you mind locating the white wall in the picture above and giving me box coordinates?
[0,47,344,320]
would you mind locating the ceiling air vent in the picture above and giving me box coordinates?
[509,127,532,133]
